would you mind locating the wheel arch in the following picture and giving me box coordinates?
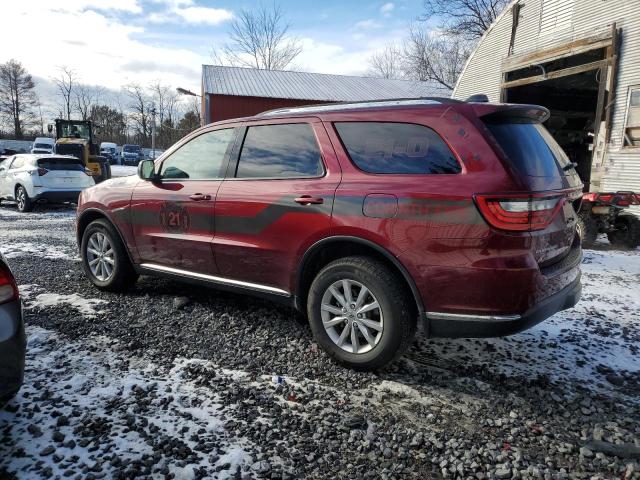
[296,236,424,317]
[77,208,135,264]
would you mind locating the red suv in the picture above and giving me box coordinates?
[76,99,582,369]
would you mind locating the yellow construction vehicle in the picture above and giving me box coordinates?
[49,119,111,183]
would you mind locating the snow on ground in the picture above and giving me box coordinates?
[1,326,253,479]
[0,241,77,261]
[111,165,138,177]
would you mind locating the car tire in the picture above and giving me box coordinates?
[607,213,640,249]
[15,185,32,213]
[81,219,139,292]
[307,256,416,370]
[577,210,598,248]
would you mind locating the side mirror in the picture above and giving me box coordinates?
[138,160,157,181]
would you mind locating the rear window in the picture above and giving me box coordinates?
[34,143,51,149]
[124,145,140,152]
[485,122,572,177]
[37,157,84,171]
[334,122,461,174]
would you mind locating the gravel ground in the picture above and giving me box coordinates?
[1,203,639,479]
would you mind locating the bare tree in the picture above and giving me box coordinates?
[403,27,471,90]
[124,83,151,145]
[0,59,39,139]
[422,0,510,39]
[222,3,302,70]
[367,44,405,79]
[53,66,78,120]
[75,84,104,121]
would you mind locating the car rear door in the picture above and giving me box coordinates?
[0,157,13,197]
[130,127,236,275]
[213,119,341,295]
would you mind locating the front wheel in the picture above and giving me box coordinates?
[81,219,138,291]
[15,186,32,212]
[307,256,416,370]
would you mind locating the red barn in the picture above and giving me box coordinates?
[201,65,446,124]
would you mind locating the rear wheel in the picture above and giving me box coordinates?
[607,213,640,249]
[81,219,138,291]
[15,186,32,213]
[577,210,598,248]
[307,256,416,370]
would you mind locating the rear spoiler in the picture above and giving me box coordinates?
[471,103,550,123]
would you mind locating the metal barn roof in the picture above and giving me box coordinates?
[202,65,448,102]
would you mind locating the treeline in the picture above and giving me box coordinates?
[0,60,201,148]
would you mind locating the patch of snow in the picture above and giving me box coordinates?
[0,241,78,261]
[28,292,108,317]
[1,326,254,479]
[111,165,138,177]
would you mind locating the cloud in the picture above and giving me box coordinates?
[354,19,382,30]
[148,1,233,25]
[1,3,204,94]
[380,2,395,15]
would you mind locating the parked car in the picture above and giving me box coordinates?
[121,144,142,165]
[76,99,583,369]
[0,154,95,212]
[30,137,55,154]
[100,142,119,165]
[0,251,25,403]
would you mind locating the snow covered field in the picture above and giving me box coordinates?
[1,204,639,479]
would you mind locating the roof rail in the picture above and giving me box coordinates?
[259,96,463,117]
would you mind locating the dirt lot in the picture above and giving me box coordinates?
[1,203,639,479]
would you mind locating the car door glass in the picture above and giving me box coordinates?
[160,129,234,180]
[235,123,323,178]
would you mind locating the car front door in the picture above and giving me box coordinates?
[214,119,341,295]
[130,127,236,275]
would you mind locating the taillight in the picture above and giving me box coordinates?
[475,194,564,231]
[0,263,19,304]
[84,168,93,176]
[37,167,48,176]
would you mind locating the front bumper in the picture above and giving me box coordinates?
[426,274,582,338]
[0,298,25,399]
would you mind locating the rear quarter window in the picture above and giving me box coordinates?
[334,122,461,174]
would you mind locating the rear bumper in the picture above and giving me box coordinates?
[0,298,26,399]
[33,189,83,203]
[427,274,581,338]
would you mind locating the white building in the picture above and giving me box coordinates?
[453,0,640,209]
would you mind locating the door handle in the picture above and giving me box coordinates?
[294,195,324,205]
[189,193,211,201]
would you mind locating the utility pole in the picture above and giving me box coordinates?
[150,104,157,159]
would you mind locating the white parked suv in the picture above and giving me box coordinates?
[30,137,55,154]
[0,154,95,212]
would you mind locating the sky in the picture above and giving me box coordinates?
[2,0,429,99]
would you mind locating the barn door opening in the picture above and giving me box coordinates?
[500,27,619,192]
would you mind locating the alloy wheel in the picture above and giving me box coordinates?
[86,232,115,281]
[16,188,25,211]
[320,279,384,354]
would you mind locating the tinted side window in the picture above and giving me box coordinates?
[160,129,234,180]
[334,122,461,174]
[236,123,323,178]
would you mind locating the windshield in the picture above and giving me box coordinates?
[124,145,140,152]
[59,122,91,141]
